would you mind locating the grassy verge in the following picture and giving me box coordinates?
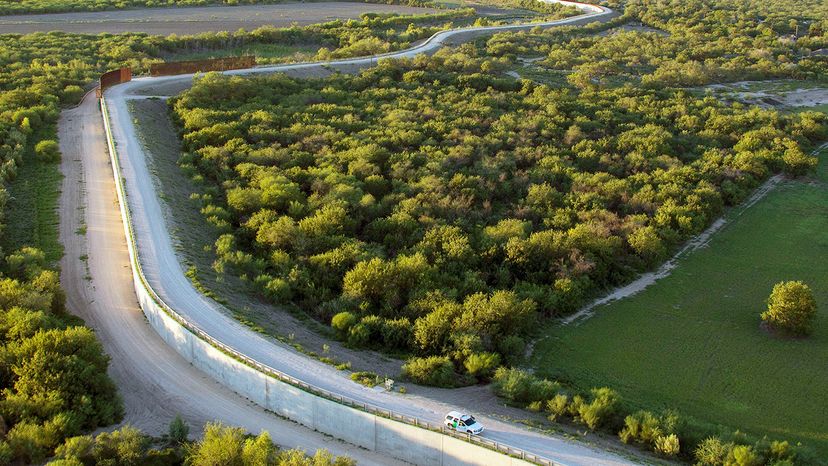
[1,128,63,265]
[532,144,828,455]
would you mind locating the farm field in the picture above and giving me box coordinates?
[0,2,438,34]
[532,143,828,455]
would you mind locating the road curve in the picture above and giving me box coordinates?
[59,91,407,465]
[101,3,634,465]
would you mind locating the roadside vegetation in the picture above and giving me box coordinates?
[47,417,354,466]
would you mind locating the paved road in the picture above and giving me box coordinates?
[97,2,634,465]
[0,2,437,34]
[59,90,408,464]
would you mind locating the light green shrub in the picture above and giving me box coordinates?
[401,356,456,387]
[654,434,680,457]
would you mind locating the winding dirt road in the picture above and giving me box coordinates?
[68,2,637,465]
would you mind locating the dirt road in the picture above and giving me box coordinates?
[58,90,407,464]
[0,2,436,35]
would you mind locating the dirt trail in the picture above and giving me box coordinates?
[57,90,405,464]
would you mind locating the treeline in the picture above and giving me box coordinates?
[170,46,826,386]
[491,369,816,465]
[486,0,828,87]
[47,418,354,466]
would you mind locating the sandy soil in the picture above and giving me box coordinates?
[0,2,437,34]
[57,90,407,464]
[706,81,828,109]
[778,87,828,107]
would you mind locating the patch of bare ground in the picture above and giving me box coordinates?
[596,20,668,36]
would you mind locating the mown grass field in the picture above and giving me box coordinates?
[532,145,828,455]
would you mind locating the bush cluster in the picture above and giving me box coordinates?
[492,369,812,464]
[47,420,355,466]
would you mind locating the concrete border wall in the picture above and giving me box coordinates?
[100,97,546,466]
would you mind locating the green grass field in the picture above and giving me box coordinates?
[1,129,64,265]
[532,145,828,455]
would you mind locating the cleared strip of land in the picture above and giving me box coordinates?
[0,2,437,34]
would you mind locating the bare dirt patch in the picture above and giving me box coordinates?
[0,2,437,34]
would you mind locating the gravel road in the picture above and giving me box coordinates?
[87,2,636,465]
[0,2,437,34]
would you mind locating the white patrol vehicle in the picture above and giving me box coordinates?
[444,411,484,435]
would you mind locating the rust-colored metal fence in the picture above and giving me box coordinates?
[96,68,132,97]
[149,56,256,76]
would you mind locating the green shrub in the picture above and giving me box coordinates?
[496,335,525,366]
[346,323,370,347]
[491,367,534,403]
[350,371,380,387]
[167,415,189,446]
[379,317,412,350]
[695,437,732,465]
[463,352,500,379]
[654,434,680,457]
[568,394,585,417]
[401,356,456,387]
[546,393,569,421]
[576,387,619,431]
[619,410,662,445]
[331,311,357,339]
[528,378,560,403]
[527,401,543,412]
[491,367,561,405]
[727,445,761,466]
[34,140,60,163]
[62,85,85,104]
[761,281,817,336]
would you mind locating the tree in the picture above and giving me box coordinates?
[168,415,190,446]
[761,281,818,336]
[185,423,246,466]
